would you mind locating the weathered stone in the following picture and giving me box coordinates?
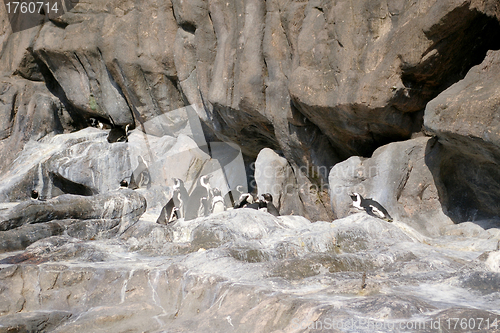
[254,148,334,221]
[0,210,498,331]
[424,49,500,222]
[0,189,146,252]
[329,137,453,236]
[1,0,500,331]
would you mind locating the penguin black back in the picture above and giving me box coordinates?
[262,193,280,216]
[234,193,253,209]
[107,116,131,143]
[349,192,392,222]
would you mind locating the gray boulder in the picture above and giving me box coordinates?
[329,137,453,236]
[424,49,500,222]
[254,148,334,221]
[0,189,146,252]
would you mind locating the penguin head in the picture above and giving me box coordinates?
[262,193,273,202]
[31,189,39,200]
[349,192,362,202]
[212,187,221,196]
[245,193,254,204]
[120,179,128,188]
[200,174,212,187]
[173,178,184,189]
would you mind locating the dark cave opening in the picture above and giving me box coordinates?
[402,7,500,106]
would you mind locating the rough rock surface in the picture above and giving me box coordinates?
[329,137,455,236]
[0,189,146,252]
[2,0,500,167]
[0,210,499,332]
[424,49,500,222]
[1,0,500,331]
[254,147,333,220]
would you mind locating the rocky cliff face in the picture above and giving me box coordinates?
[1,0,500,331]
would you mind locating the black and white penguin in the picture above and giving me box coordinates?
[172,178,189,219]
[88,118,104,129]
[129,156,151,189]
[211,188,225,214]
[234,192,254,209]
[260,193,280,216]
[107,116,131,143]
[157,195,180,225]
[198,197,210,217]
[31,189,39,200]
[224,185,244,208]
[349,192,392,222]
[185,174,213,220]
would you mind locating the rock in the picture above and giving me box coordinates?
[0,210,499,331]
[254,148,300,213]
[3,0,497,173]
[0,77,69,173]
[254,148,334,221]
[2,0,500,331]
[424,49,500,222]
[329,136,453,236]
[0,189,146,252]
[0,311,73,332]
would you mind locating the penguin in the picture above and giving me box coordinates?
[88,117,104,129]
[198,197,210,218]
[224,185,244,208]
[157,195,180,225]
[119,179,129,188]
[260,193,280,216]
[185,174,213,220]
[349,192,392,222]
[172,178,189,219]
[107,116,131,143]
[234,192,254,209]
[129,156,151,189]
[211,188,225,214]
[31,189,39,200]
[243,194,262,210]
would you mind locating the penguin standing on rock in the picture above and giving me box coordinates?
[260,193,280,216]
[349,192,393,222]
[129,156,151,189]
[211,188,226,214]
[107,116,131,143]
[157,192,180,225]
[172,178,189,219]
[107,124,130,143]
[185,174,212,220]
